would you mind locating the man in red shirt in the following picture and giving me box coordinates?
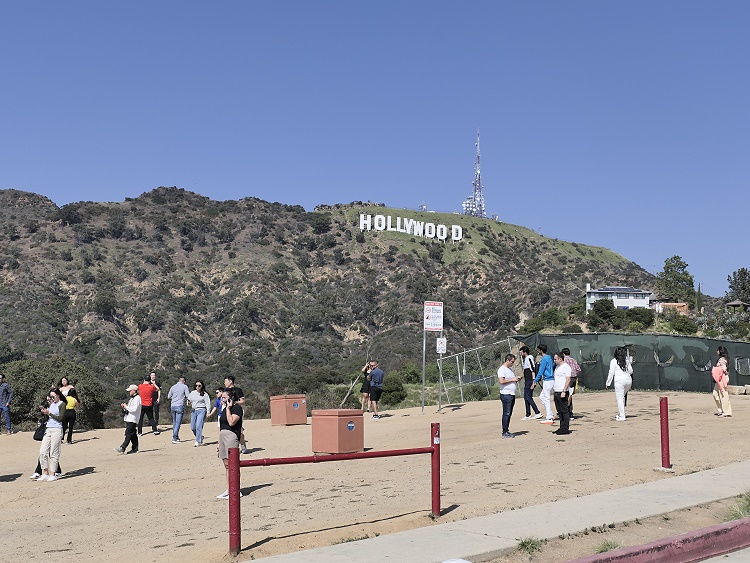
[137,376,159,436]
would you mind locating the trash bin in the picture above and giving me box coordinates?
[270,394,308,426]
[311,409,364,454]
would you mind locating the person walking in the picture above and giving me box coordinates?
[137,376,159,436]
[167,376,190,443]
[552,352,572,435]
[115,384,141,454]
[606,346,633,421]
[561,348,581,419]
[532,344,555,424]
[497,353,520,438]
[216,388,244,500]
[62,388,79,444]
[367,361,384,419]
[519,346,542,420]
[187,379,211,446]
[37,387,65,481]
[712,346,732,418]
[0,373,14,434]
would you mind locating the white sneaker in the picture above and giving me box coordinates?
[172,439,180,444]
[216,491,229,499]
[46,475,58,482]
[30,472,41,480]
[615,416,626,421]
[36,475,50,481]
[521,416,531,420]
[194,442,200,447]
[55,472,62,478]
[533,413,543,419]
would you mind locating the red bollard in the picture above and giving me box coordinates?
[228,447,241,556]
[431,422,441,517]
[659,396,672,469]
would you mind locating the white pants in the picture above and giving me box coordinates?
[540,380,555,420]
[40,427,63,474]
[614,377,632,419]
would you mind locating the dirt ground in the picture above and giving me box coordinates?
[2,390,749,563]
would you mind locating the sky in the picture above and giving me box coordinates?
[1,1,748,297]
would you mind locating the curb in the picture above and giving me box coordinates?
[567,516,750,562]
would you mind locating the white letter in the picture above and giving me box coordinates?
[359,214,372,231]
[386,216,397,232]
[451,225,463,242]
[374,215,386,231]
[425,223,436,238]
[404,218,414,234]
[436,224,447,241]
[412,221,424,237]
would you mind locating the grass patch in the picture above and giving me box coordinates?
[333,534,369,544]
[727,490,750,521]
[517,537,544,554]
[595,539,622,553]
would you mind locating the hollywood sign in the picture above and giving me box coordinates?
[359,214,463,242]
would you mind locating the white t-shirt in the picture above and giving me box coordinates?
[497,365,517,395]
[553,362,572,392]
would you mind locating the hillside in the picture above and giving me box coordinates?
[0,187,654,397]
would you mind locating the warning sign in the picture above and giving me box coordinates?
[423,301,444,332]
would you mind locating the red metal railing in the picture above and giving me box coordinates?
[227,422,441,555]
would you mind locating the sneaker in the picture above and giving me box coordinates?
[372,414,380,420]
[29,472,41,480]
[36,475,50,481]
[194,442,200,447]
[521,416,532,421]
[126,450,138,454]
[533,413,543,419]
[114,446,125,454]
[172,439,180,444]
[502,432,515,438]
[540,419,554,425]
[241,446,250,454]
[216,491,229,499]
[615,416,626,421]
[46,475,58,482]
[137,433,143,437]
[154,431,161,435]
[54,472,62,477]
[553,429,571,435]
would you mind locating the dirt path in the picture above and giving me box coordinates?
[1,390,748,562]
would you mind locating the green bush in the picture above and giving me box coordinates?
[562,324,583,333]
[381,373,407,406]
[670,315,698,335]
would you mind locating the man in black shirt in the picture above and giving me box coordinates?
[223,375,250,454]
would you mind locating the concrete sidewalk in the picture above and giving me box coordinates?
[253,459,750,562]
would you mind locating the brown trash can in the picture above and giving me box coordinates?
[270,395,308,426]
[311,409,364,454]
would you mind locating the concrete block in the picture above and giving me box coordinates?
[727,385,745,395]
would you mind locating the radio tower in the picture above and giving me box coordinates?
[461,129,486,218]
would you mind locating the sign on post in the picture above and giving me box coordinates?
[423,301,444,332]
[436,337,447,354]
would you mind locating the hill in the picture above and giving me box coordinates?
[0,187,654,399]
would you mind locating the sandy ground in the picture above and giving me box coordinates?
[2,390,749,563]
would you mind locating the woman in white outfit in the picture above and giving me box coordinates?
[606,347,632,421]
[38,387,65,481]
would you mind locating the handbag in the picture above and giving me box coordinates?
[33,420,47,441]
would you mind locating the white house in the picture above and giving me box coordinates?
[585,283,652,312]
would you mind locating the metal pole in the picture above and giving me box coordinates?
[422,329,426,414]
[431,422,441,517]
[228,447,241,556]
[659,396,671,469]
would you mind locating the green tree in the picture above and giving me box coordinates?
[656,256,695,304]
[381,373,407,405]
[669,315,698,335]
[726,268,750,303]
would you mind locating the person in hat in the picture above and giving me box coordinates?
[115,385,142,454]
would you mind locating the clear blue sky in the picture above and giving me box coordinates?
[2,2,747,297]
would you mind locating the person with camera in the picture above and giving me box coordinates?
[37,387,65,481]
[367,360,384,420]
[114,384,142,454]
[216,388,244,500]
[30,393,63,479]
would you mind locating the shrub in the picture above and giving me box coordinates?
[562,324,583,333]
[670,315,698,335]
[381,373,407,406]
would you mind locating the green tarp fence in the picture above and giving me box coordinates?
[515,333,750,393]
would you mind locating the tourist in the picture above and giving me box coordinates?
[606,346,633,421]
[137,376,159,436]
[367,361,384,419]
[561,348,581,419]
[532,344,555,424]
[216,388,244,500]
[30,393,63,479]
[167,376,190,444]
[37,387,65,481]
[223,376,250,454]
[360,361,372,412]
[115,384,141,454]
[58,376,74,397]
[207,387,224,430]
[519,346,541,420]
[0,373,14,435]
[497,353,520,438]
[62,388,79,444]
[187,379,211,446]
[712,346,732,418]
[149,372,162,427]
[552,352,572,435]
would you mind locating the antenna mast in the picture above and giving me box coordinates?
[462,129,486,218]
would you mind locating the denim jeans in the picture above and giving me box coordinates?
[0,405,11,431]
[190,408,207,443]
[500,393,515,434]
[523,380,540,416]
[171,407,185,440]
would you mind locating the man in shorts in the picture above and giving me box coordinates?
[216,388,244,499]
[367,361,384,420]
[224,375,250,454]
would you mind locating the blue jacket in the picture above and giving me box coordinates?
[369,368,384,389]
[534,355,554,383]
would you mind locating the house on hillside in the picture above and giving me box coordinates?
[585,283,652,312]
[649,295,689,315]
